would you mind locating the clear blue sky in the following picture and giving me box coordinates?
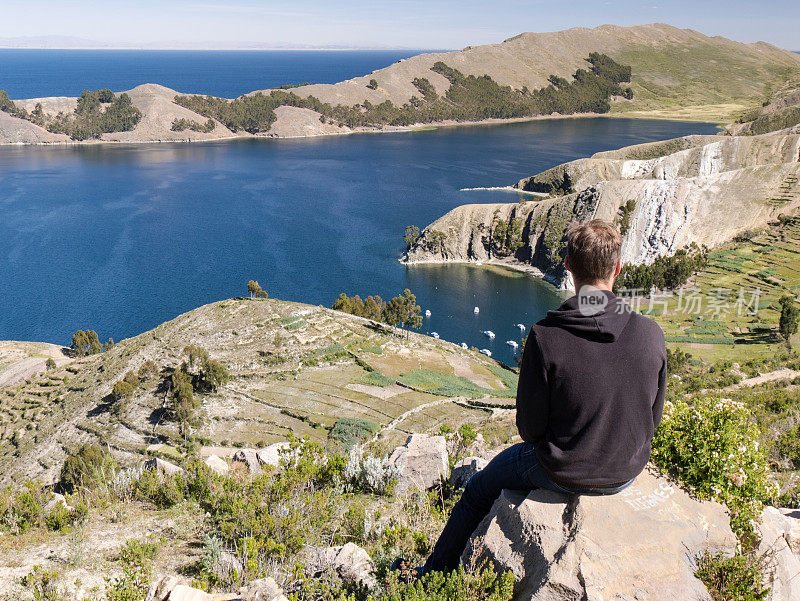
[2,0,799,50]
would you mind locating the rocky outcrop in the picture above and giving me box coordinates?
[232,449,262,475]
[450,456,489,489]
[143,457,186,476]
[404,127,800,288]
[464,467,737,601]
[204,454,229,476]
[304,542,376,588]
[757,506,800,601]
[389,434,449,493]
[146,575,288,601]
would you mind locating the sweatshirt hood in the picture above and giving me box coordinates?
[544,290,633,342]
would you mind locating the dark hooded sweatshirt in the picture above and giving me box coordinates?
[516,290,667,488]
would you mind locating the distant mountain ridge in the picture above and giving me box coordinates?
[2,23,800,145]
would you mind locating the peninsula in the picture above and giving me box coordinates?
[2,23,800,145]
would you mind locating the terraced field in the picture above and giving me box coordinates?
[0,298,517,485]
[643,217,800,362]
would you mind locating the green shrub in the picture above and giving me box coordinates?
[105,538,155,601]
[59,444,112,493]
[651,396,775,540]
[379,564,514,601]
[329,417,379,448]
[133,469,186,509]
[695,550,771,601]
[111,380,134,402]
[6,481,46,533]
[20,565,62,601]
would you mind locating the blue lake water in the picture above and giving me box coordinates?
[0,49,439,99]
[0,118,719,365]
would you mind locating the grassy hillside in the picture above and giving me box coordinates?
[0,298,518,486]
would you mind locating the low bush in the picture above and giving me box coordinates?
[60,444,113,493]
[329,417,379,448]
[344,446,396,495]
[651,396,775,541]
[695,550,771,601]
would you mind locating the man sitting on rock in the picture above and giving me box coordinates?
[421,219,667,574]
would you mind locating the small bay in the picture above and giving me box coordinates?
[0,117,718,364]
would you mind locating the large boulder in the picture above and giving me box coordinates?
[758,506,800,601]
[204,454,229,476]
[239,577,289,601]
[232,449,262,475]
[389,434,449,493]
[450,456,489,489]
[257,442,291,468]
[144,457,187,477]
[304,542,376,588]
[464,467,737,601]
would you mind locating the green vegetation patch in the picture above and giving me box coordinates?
[173,53,631,131]
[0,88,142,141]
[284,319,307,331]
[360,370,396,387]
[328,417,379,448]
[398,369,515,399]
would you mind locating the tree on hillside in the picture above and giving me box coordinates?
[779,295,799,347]
[247,280,268,299]
[71,329,103,357]
[367,79,379,90]
[403,225,421,249]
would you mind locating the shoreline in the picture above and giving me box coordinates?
[401,255,571,292]
[0,109,724,149]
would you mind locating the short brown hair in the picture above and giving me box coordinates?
[565,220,622,283]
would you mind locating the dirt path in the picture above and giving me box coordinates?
[370,398,456,443]
[0,341,72,389]
[723,368,800,391]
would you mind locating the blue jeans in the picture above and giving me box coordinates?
[423,442,633,573]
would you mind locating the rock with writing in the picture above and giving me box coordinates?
[464,466,737,600]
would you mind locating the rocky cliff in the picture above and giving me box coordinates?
[403,126,800,288]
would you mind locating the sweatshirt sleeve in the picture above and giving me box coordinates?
[516,330,549,444]
[651,347,667,429]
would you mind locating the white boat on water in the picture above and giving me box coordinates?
[460,342,468,349]
[425,309,431,317]
[480,349,492,357]
[506,340,519,348]
[431,332,440,339]
[483,330,495,339]
[516,323,526,331]
[473,306,480,314]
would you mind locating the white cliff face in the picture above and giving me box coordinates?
[408,127,800,286]
[698,140,725,178]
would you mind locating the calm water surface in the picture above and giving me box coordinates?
[0,118,719,364]
[0,49,438,98]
